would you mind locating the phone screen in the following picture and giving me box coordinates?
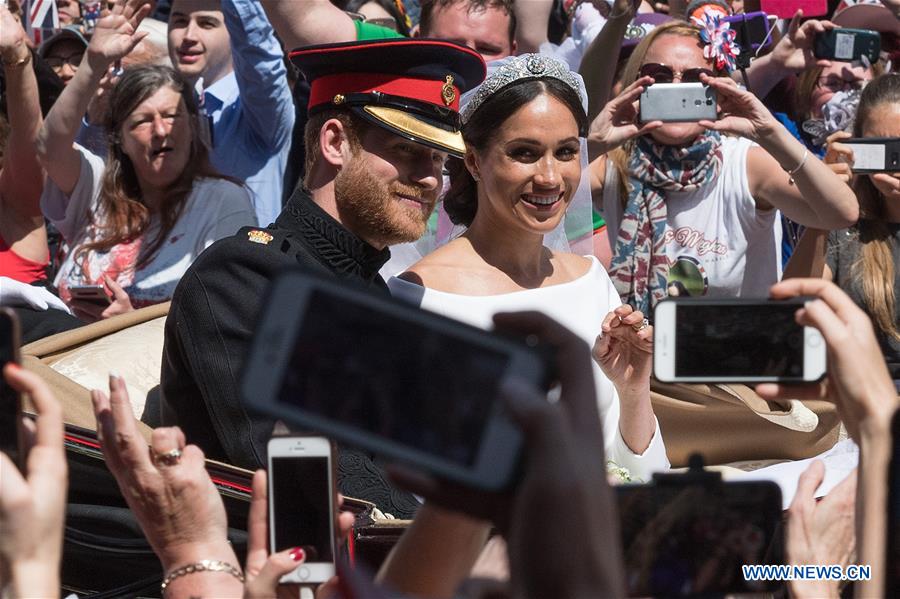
[271,456,334,561]
[0,313,20,462]
[618,481,782,596]
[276,289,510,468]
[675,303,804,378]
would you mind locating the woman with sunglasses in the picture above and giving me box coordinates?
[589,20,858,315]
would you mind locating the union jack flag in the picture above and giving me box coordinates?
[24,0,59,45]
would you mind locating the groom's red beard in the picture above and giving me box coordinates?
[334,158,439,247]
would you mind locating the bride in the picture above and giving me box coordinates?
[388,54,669,479]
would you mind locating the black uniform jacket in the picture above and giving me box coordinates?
[160,187,420,517]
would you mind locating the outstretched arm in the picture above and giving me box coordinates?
[699,75,858,229]
[0,7,42,219]
[259,0,356,50]
[36,0,150,196]
[221,0,294,153]
[580,0,636,121]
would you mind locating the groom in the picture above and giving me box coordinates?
[160,39,485,517]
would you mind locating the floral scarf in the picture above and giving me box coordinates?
[608,131,723,315]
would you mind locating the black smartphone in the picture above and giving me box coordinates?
[241,270,550,491]
[887,410,900,597]
[814,28,881,63]
[844,137,900,174]
[267,436,336,584]
[0,308,23,469]
[617,470,783,597]
[653,297,827,383]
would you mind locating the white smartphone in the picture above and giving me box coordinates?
[639,83,717,123]
[653,298,826,383]
[267,436,336,584]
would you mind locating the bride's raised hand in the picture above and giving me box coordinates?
[592,304,653,395]
[587,76,662,159]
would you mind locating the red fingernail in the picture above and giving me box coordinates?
[289,547,305,562]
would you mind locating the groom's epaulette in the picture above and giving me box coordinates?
[238,226,291,252]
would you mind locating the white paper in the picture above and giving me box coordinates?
[726,439,859,510]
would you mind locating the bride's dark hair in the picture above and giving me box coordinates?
[443,78,587,227]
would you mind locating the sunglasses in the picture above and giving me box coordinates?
[639,63,714,84]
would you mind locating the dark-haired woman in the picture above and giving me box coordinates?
[389,55,669,479]
[36,0,255,321]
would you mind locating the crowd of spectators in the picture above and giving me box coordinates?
[1,0,899,596]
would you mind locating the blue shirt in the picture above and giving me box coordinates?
[205,0,295,227]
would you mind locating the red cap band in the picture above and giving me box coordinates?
[308,73,461,111]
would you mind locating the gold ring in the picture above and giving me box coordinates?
[632,318,649,332]
[152,447,183,466]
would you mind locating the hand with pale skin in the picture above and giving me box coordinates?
[769,11,834,74]
[587,76,662,159]
[698,75,780,144]
[91,374,239,580]
[70,275,135,322]
[785,461,857,599]
[0,4,29,62]
[0,364,67,599]
[242,469,356,599]
[823,131,854,184]
[755,278,899,443]
[593,304,653,395]
[85,0,150,70]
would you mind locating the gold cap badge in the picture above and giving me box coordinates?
[441,75,456,106]
[248,230,274,245]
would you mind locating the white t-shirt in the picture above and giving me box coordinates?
[42,144,257,307]
[602,137,782,298]
[388,257,670,482]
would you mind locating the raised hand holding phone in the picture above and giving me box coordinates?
[698,74,778,142]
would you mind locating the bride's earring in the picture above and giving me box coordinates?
[472,172,480,182]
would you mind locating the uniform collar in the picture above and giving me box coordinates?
[276,187,390,283]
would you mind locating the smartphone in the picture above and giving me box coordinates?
[241,270,549,491]
[618,470,782,597]
[844,137,900,174]
[0,308,23,469]
[814,28,881,64]
[723,12,773,55]
[888,410,900,597]
[653,297,827,383]
[640,83,717,124]
[267,436,336,584]
[69,284,111,305]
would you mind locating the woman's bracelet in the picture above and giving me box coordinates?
[784,148,809,185]
[160,560,245,595]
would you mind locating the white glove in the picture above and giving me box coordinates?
[0,277,73,314]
